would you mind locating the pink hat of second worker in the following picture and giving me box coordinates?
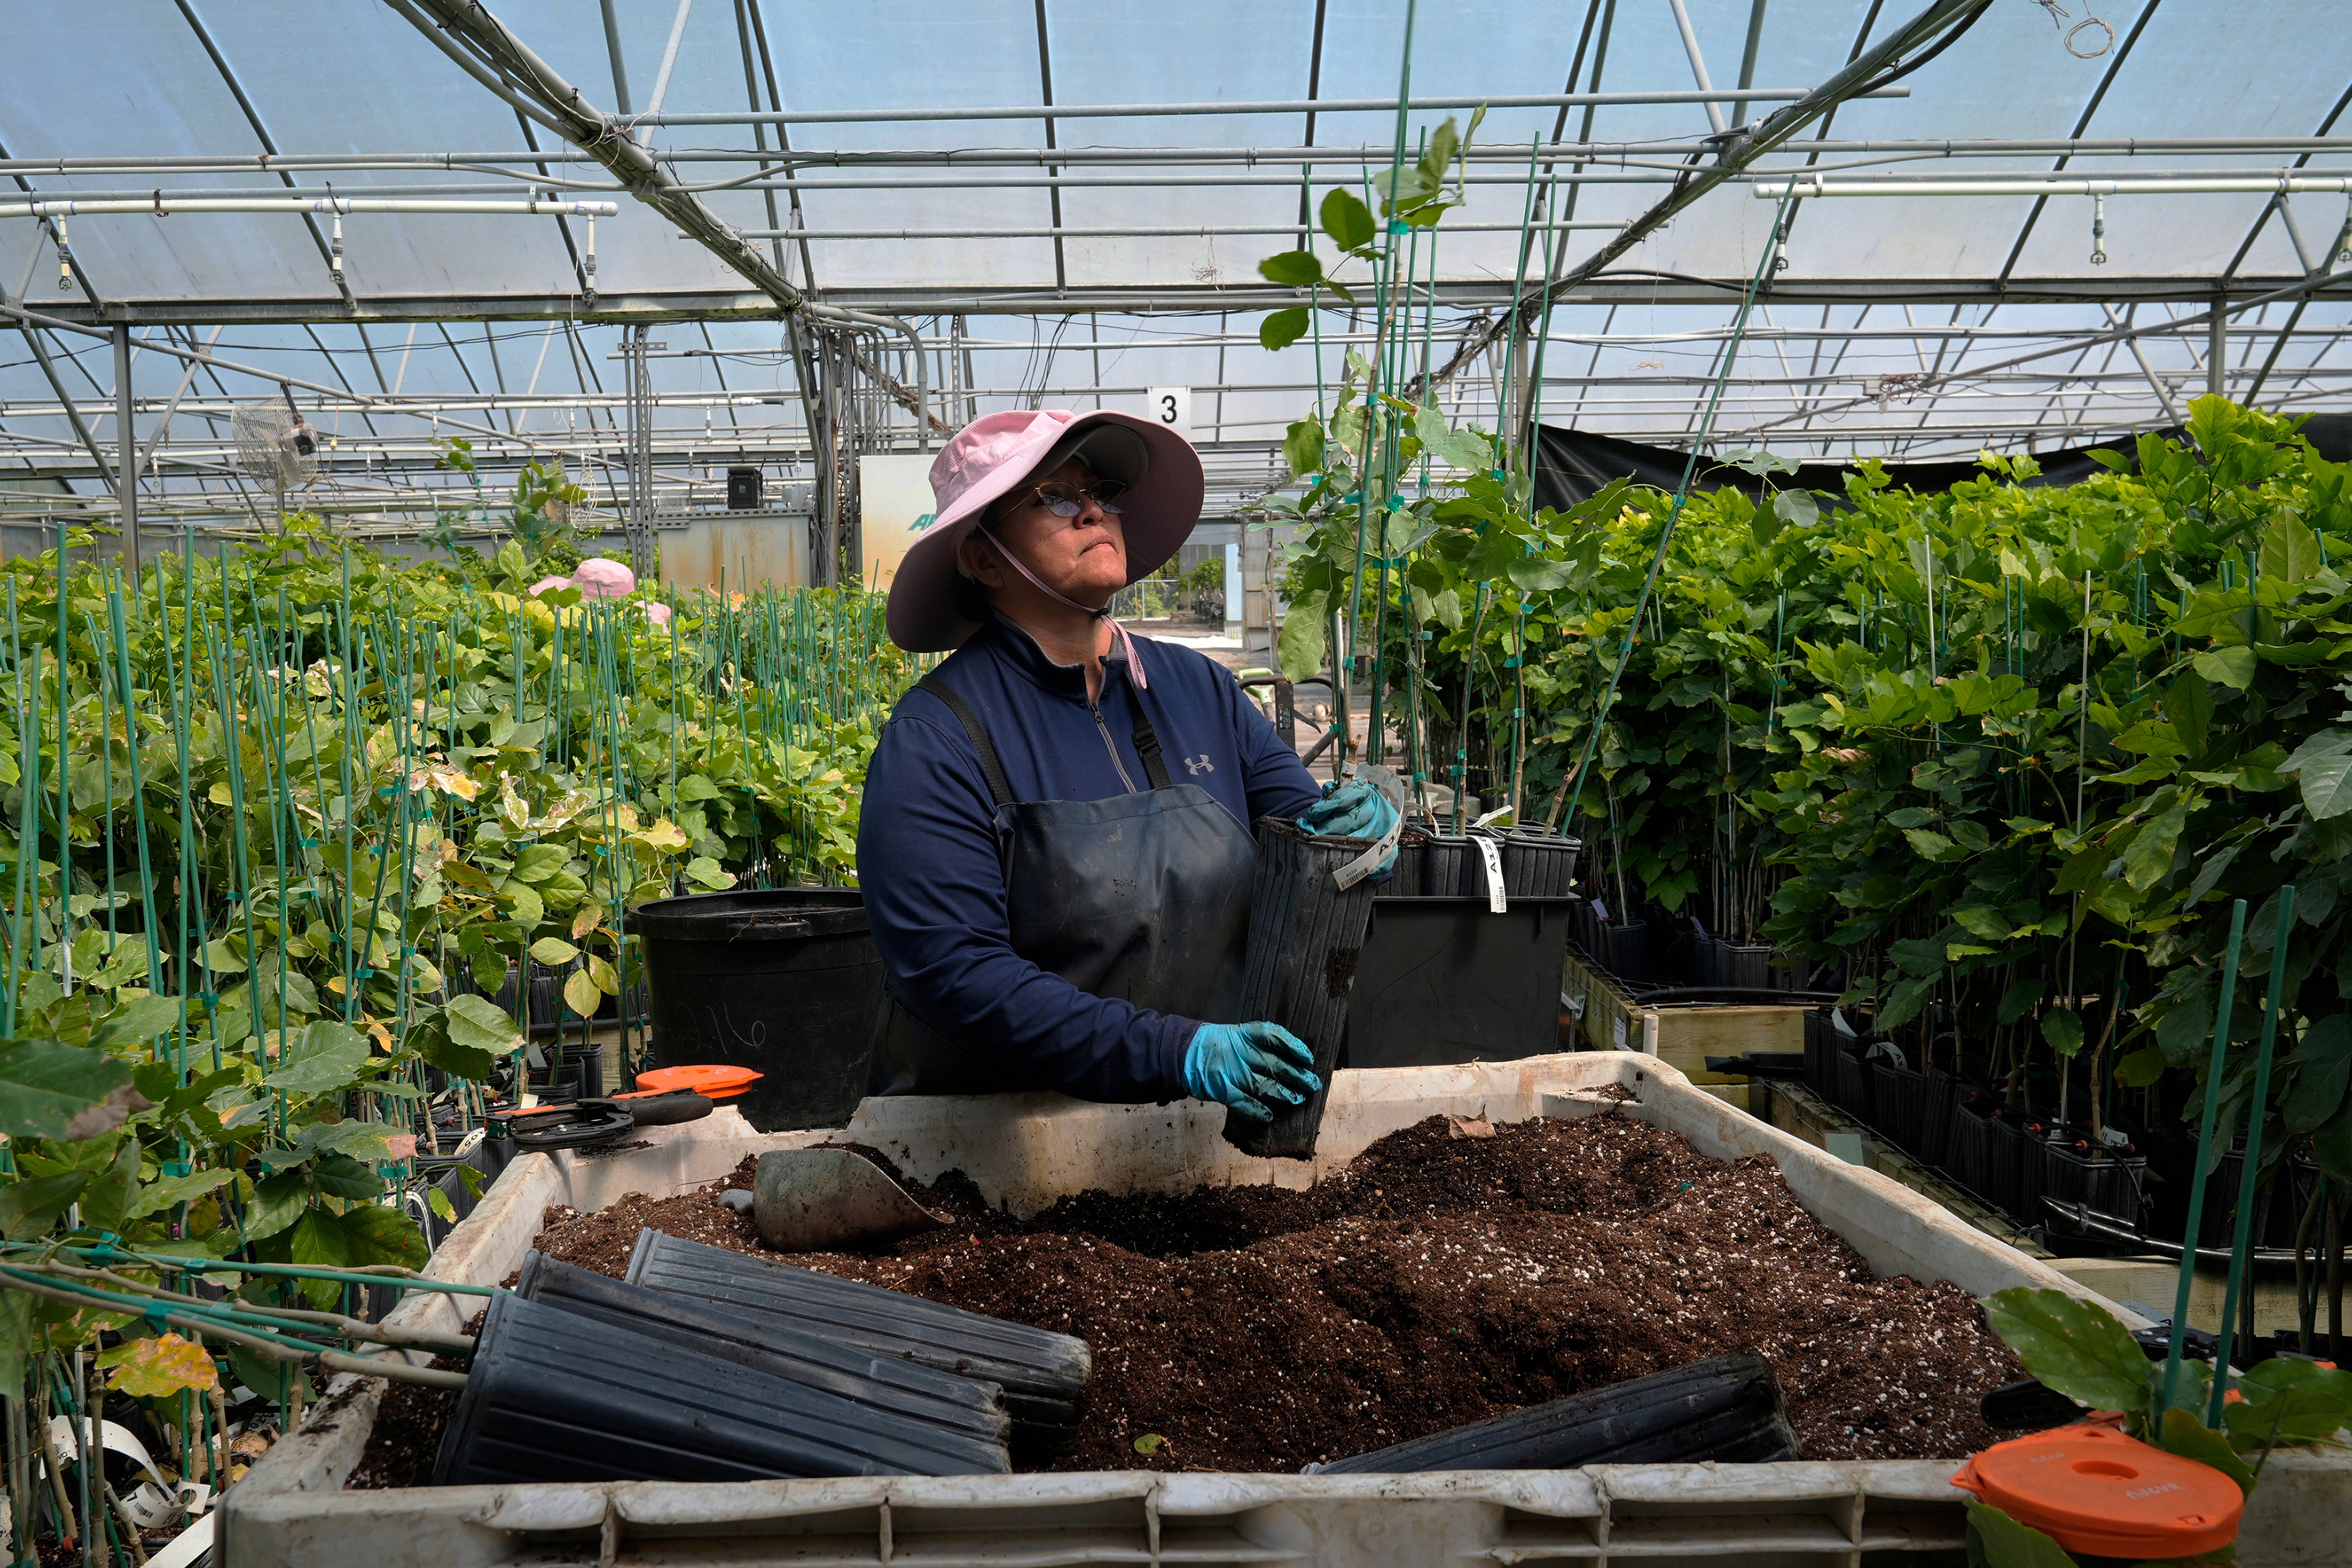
[884,408,1203,654]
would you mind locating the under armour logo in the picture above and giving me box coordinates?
[1183,754,1215,776]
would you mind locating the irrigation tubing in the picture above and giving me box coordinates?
[1560,183,1800,828]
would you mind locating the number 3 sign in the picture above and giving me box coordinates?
[1146,386,1191,436]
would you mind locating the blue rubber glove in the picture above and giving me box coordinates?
[1298,777,1400,873]
[1183,1021,1322,1122]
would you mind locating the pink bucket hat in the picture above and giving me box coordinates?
[884,408,1204,654]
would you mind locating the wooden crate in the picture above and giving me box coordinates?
[1561,946,1804,1085]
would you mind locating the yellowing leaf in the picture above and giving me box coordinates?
[97,1334,219,1398]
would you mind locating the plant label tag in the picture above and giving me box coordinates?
[1590,898,1609,922]
[1474,836,1506,913]
[1611,1013,1628,1050]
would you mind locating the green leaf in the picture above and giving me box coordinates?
[336,1201,428,1271]
[1902,827,1960,861]
[510,843,568,884]
[1282,418,1325,478]
[427,1187,457,1222]
[2315,1103,2352,1187]
[2285,1015,2352,1134]
[243,1172,308,1242]
[1997,977,2046,1025]
[287,1208,352,1310]
[0,1038,137,1141]
[0,1173,90,1240]
[1963,1501,2078,1568]
[2299,752,2352,820]
[1426,587,1463,633]
[500,881,545,928]
[684,856,734,890]
[442,994,525,1056]
[1773,489,1819,530]
[529,936,580,966]
[1506,557,1576,591]
[122,1166,235,1223]
[1278,590,1329,684]
[263,1021,372,1096]
[1982,1287,2155,1415]
[2223,1357,2352,1447]
[1877,973,1938,1031]
[2121,794,2192,890]
[311,1152,382,1201]
[1257,250,1324,288]
[563,967,602,1019]
[77,1136,142,1234]
[2259,514,2324,590]
[2115,1046,2168,1087]
[1716,447,1800,477]
[2163,675,2213,757]
[2041,1008,2086,1057]
[91,995,184,1049]
[1259,308,1313,352]
[2155,1408,2256,1496]
[2192,645,2258,689]
[1319,188,1375,253]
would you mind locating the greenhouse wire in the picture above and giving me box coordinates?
[1561,183,1799,830]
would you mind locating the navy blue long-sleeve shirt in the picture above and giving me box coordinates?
[857,614,1323,1103]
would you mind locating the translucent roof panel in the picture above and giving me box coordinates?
[0,0,2346,498]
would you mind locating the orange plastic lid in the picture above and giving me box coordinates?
[634,1065,763,1100]
[1951,1424,2243,1558]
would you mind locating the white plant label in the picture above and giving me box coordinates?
[1146,386,1191,436]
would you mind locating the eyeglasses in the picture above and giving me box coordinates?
[1011,480,1128,519]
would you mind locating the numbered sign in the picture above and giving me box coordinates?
[1146,386,1191,436]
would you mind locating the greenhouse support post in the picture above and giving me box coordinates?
[2160,897,2248,1419]
[2209,292,2227,399]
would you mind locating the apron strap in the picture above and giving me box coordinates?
[916,672,1016,809]
[1127,685,1175,791]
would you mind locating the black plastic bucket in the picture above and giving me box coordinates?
[432,1290,1010,1485]
[1222,818,1380,1160]
[1833,1042,1874,1121]
[1868,1052,1928,1153]
[632,888,883,1132]
[1599,919,1651,984]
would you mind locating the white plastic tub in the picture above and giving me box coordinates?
[221,1053,2348,1567]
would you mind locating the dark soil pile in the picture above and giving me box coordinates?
[529,1113,2022,1472]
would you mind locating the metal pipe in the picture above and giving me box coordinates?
[643,0,697,125]
[113,325,137,578]
[2211,292,2228,398]
[0,197,618,218]
[1758,174,2352,198]
[802,305,937,446]
[735,220,1624,240]
[1665,0,1729,137]
[626,85,1909,128]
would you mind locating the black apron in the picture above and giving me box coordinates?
[872,669,1259,1096]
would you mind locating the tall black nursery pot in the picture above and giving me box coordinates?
[1221,818,1380,1161]
[632,888,884,1132]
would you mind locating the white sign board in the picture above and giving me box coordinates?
[1145,386,1191,437]
[857,453,939,592]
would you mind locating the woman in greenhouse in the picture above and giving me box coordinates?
[858,408,1394,1120]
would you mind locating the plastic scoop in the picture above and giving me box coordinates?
[752,1147,949,1253]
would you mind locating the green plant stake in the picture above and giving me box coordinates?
[2209,884,2299,1420]
[2163,896,2248,1418]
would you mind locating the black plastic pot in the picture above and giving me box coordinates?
[1869,1053,1929,1154]
[2037,1128,2148,1234]
[432,1291,1009,1486]
[632,888,884,1132]
[1947,1098,1998,1197]
[1833,1043,1874,1121]
[626,1230,1089,1440]
[1420,833,1477,898]
[1347,894,1574,1069]
[1222,818,1382,1160]
[1387,830,1429,896]
[1801,1010,1840,1096]
[1501,829,1581,898]
[1916,1067,1961,1169]
[526,1042,605,1103]
[1718,943,1774,991]
[1311,1354,1796,1474]
[1599,919,1651,985]
[514,1251,1010,1447]
[1984,1112,2040,1219]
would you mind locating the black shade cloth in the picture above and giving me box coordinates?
[1530,416,2352,514]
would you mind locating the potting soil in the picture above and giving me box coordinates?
[522,1111,2022,1473]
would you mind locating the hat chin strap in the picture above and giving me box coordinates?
[979,529,1147,689]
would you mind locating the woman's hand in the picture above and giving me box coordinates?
[1298,777,1400,871]
[1184,1021,1322,1121]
